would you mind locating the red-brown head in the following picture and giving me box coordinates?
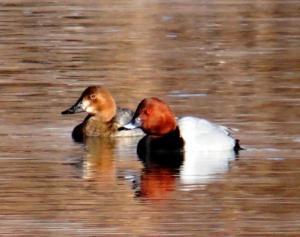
[123,97,177,136]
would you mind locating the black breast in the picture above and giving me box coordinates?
[137,127,184,169]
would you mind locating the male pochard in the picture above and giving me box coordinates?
[62,86,143,141]
[123,97,241,152]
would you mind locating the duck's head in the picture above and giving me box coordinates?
[123,97,177,136]
[62,86,117,122]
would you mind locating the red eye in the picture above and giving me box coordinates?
[90,94,96,100]
[145,108,152,115]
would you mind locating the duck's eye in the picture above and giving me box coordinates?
[145,108,152,115]
[90,94,96,100]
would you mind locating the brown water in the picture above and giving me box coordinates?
[0,0,300,236]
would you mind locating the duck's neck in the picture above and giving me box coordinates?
[94,104,117,123]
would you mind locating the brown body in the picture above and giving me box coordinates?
[84,116,118,137]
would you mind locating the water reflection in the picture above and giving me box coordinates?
[81,135,236,200]
[134,138,183,200]
[180,149,236,187]
[138,132,237,181]
[82,137,116,184]
[1,0,300,235]
[135,168,178,200]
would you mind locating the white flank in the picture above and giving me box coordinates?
[178,116,235,151]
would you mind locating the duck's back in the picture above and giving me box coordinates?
[115,108,134,127]
[114,108,144,137]
[178,116,236,151]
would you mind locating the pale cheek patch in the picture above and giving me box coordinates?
[82,100,90,111]
[82,100,95,114]
[86,106,95,114]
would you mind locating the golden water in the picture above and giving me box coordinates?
[0,0,299,236]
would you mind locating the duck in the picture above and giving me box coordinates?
[122,97,241,153]
[61,86,144,142]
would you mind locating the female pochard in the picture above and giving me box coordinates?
[62,86,143,141]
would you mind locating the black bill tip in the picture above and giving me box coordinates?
[61,108,74,115]
[61,99,84,115]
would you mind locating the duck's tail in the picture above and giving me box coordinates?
[234,139,244,154]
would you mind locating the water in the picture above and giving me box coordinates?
[0,0,300,236]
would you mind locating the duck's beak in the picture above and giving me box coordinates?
[61,97,84,114]
[121,117,142,130]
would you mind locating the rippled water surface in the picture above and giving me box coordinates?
[0,0,300,236]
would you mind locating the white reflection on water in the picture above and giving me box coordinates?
[81,135,237,199]
[180,150,236,187]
